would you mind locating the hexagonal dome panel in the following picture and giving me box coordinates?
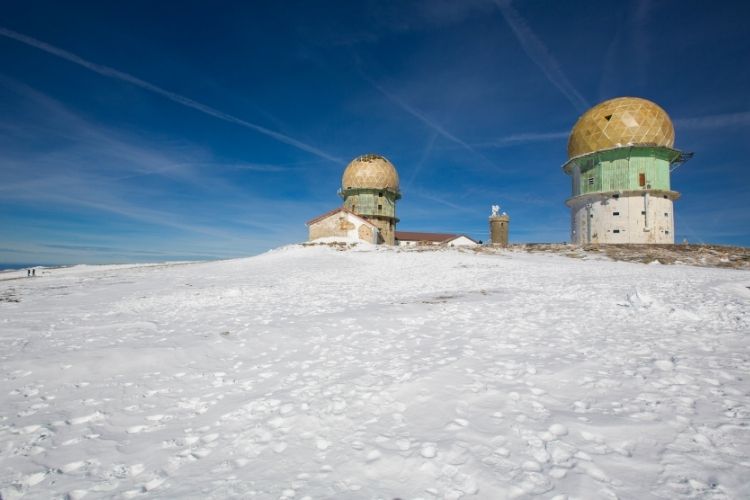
[568,97,675,158]
[341,154,399,190]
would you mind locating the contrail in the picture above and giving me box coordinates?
[495,0,589,113]
[474,130,568,148]
[405,130,439,190]
[368,78,479,154]
[674,111,750,130]
[363,75,500,170]
[0,27,342,164]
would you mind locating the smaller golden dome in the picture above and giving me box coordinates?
[568,97,675,159]
[341,154,399,191]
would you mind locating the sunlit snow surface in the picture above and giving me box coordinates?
[1,246,749,499]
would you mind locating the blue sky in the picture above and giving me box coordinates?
[1,0,748,264]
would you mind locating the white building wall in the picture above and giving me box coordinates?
[447,236,479,247]
[344,213,379,243]
[308,210,379,244]
[397,240,417,247]
[570,194,674,244]
[397,236,478,247]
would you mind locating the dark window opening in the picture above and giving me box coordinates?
[378,204,382,210]
[663,195,668,199]
[641,211,646,215]
[664,212,669,217]
[379,192,383,197]
[604,114,612,121]
[665,230,670,234]
[639,173,646,186]
[613,211,620,216]
[613,194,620,199]
[613,229,620,234]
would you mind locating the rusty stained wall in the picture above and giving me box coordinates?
[342,189,398,222]
[570,194,674,244]
[358,224,374,242]
[572,153,672,197]
[309,214,352,240]
[367,217,395,245]
[489,216,510,246]
[308,211,379,243]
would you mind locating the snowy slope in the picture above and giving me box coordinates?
[1,246,749,499]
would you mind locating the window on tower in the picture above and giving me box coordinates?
[613,212,620,216]
[639,173,646,186]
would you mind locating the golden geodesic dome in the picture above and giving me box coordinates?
[568,97,675,158]
[341,154,399,191]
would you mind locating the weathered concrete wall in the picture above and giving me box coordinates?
[570,193,674,244]
[447,236,479,247]
[489,215,510,246]
[368,218,395,245]
[308,211,378,243]
[342,188,398,245]
[309,215,350,240]
[358,224,374,242]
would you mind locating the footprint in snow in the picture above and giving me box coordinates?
[444,418,469,431]
[58,461,86,474]
[66,411,104,425]
[421,443,438,458]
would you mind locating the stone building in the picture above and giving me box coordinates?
[307,154,401,245]
[340,154,401,245]
[489,205,510,246]
[306,208,379,244]
[563,97,692,244]
[395,232,478,247]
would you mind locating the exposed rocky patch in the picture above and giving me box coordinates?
[478,244,750,270]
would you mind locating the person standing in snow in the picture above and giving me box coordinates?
[27,269,30,277]
[32,269,36,277]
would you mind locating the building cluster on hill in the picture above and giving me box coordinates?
[306,96,691,247]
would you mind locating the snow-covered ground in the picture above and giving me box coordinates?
[1,246,749,499]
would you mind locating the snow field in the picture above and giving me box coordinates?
[1,246,749,498]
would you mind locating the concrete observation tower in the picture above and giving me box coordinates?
[339,154,401,245]
[563,97,692,244]
[489,204,510,246]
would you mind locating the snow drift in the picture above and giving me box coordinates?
[1,246,749,499]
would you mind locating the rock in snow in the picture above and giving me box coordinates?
[1,245,749,498]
